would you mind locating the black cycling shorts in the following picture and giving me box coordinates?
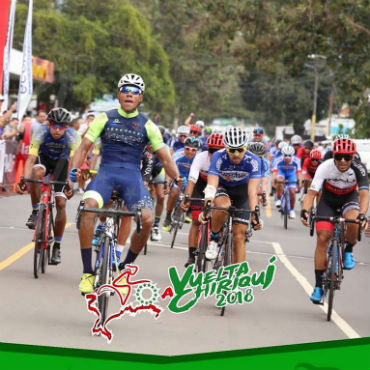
[215,183,250,225]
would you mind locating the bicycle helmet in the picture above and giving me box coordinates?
[290,135,302,145]
[184,137,202,149]
[303,139,314,149]
[278,141,288,150]
[195,120,205,129]
[204,126,212,135]
[190,124,201,134]
[223,127,248,149]
[207,133,224,149]
[253,127,264,135]
[47,107,72,125]
[281,145,295,156]
[310,149,322,160]
[335,133,350,140]
[117,73,145,92]
[332,138,356,154]
[177,125,190,135]
[248,142,266,156]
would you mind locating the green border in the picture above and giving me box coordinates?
[0,337,369,370]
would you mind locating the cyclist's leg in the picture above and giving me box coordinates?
[163,183,179,229]
[287,173,297,217]
[152,171,165,239]
[117,212,131,261]
[342,194,361,269]
[78,168,114,293]
[275,174,284,207]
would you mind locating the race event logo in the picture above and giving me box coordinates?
[85,257,277,342]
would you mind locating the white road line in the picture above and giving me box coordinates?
[272,242,360,339]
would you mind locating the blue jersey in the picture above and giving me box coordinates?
[273,156,301,177]
[171,139,184,152]
[208,149,262,187]
[85,108,164,170]
[261,155,270,178]
[29,125,80,160]
[198,135,208,151]
[173,151,194,179]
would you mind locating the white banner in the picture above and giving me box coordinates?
[17,0,33,123]
[0,140,6,184]
[2,0,17,111]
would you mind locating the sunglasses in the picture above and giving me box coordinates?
[179,134,188,138]
[334,153,353,161]
[227,147,246,154]
[311,159,319,162]
[50,123,68,130]
[190,131,199,134]
[185,147,197,152]
[120,86,142,95]
[284,155,293,158]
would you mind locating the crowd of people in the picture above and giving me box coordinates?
[2,73,368,304]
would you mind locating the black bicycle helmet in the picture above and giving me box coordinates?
[47,107,72,125]
[303,139,314,149]
[184,137,202,149]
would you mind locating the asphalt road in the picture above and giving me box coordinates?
[0,193,369,355]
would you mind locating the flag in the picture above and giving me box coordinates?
[2,0,16,111]
[17,0,33,122]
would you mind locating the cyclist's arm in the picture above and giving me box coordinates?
[302,189,318,211]
[359,189,369,216]
[204,174,219,203]
[71,137,94,169]
[23,154,38,179]
[248,178,260,214]
[155,146,179,181]
[184,180,195,198]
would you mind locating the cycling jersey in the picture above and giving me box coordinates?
[29,125,80,160]
[273,156,301,186]
[208,149,262,187]
[188,151,211,183]
[171,139,185,152]
[310,159,369,195]
[141,149,154,183]
[302,157,320,177]
[174,151,194,179]
[261,155,270,178]
[85,108,164,169]
[296,146,310,165]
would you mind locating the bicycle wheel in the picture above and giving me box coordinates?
[196,223,209,273]
[98,236,111,326]
[283,193,289,229]
[327,241,338,321]
[34,204,46,279]
[221,232,233,317]
[41,207,50,274]
[170,223,179,248]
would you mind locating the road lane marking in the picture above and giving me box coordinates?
[0,222,74,271]
[272,242,360,339]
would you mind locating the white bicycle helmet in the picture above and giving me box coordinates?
[195,120,205,129]
[223,126,248,149]
[282,145,295,156]
[290,135,302,145]
[278,141,288,150]
[177,125,190,135]
[117,73,145,92]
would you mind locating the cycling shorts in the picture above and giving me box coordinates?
[190,178,206,220]
[215,183,250,225]
[151,168,165,185]
[83,166,153,210]
[316,188,359,232]
[276,170,297,189]
[34,153,68,196]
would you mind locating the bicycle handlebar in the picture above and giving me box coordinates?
[22,177,69,186]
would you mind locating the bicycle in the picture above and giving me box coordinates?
[203,205,260,316]
[277,180,297,229]
[169,191,186,249]
[22,176,69,279]
[76,191,142,327]
[309,208,361,321]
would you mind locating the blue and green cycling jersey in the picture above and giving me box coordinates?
[85,108,164,169]
[28,125,81,160]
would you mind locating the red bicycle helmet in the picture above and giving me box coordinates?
[332,138,356,154]
[310,149,322,160]
[207,133,224,149]
[189,124,201,134]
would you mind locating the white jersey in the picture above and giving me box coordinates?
[188,150,211,183]
[310,158,369,195]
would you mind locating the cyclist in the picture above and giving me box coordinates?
[200,126,263,263]
[248,141,269,207]
[290,135,302,155]
[16,108,79,264]
[252,127,268,144]
[180,133,224,266]
[300,138,369,303]
[301,149,322,195]
[69,73,179,294]
[297,139,314,166]
[162,137,201,231]
[273,145,302,218]
[171,125,190,154]
[189,124,201,138]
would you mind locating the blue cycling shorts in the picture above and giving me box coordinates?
[83,166,153,210]
[276,170,297,189]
